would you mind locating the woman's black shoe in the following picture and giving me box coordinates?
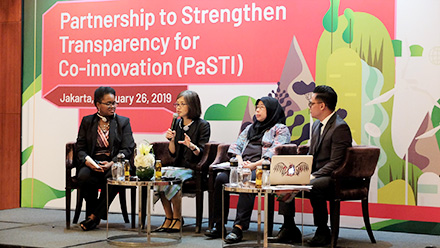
[153,217,173,232]
[204,226,225,239]
[167,218,183,233]
[80,218,99,231]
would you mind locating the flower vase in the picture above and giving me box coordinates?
[136,166,155,181]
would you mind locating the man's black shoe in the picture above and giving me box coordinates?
[270,225,302,244]
[204,226,225,239]
[308,226,331,247]
[225,226,243,244]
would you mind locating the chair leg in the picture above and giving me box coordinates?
[73,189,83,224]
[119,189,130,223]
[329,200,340,248]
[131,187,136,229]
[362,198,376,243]
[267,194,274,236]
[195,189,203,233]
[66,188,71,229]
[208,170,216,229]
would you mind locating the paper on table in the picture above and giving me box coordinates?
[85,156,101,169]
[211,162,230,169]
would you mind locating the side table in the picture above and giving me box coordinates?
[106,179,182,246]
[222,184,312,248]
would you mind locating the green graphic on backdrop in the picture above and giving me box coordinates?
[314,9,421,204]
[433,100,440,148]
[342,8,354,45]
[22,75,41,106]
[21,146,33,166]
[288,108,310,143]
[21,178,65,208]
[372,219,440,235]
[204,96,256,121]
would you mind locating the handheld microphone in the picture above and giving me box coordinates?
[170,113,178,130]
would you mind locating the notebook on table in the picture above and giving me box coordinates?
[269,155,313,185]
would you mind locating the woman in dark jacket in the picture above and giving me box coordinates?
[155,90,210,233]
[77,86,135,231]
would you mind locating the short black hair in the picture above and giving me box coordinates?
[177,90,201,119]
[94,86,116,106]
[313,85,337,111]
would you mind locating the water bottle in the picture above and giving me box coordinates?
[112,153,125,181]
[229,157,239,186]
[262,157,271,187]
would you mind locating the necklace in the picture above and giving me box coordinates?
[179,120,194,131]
[100,121,110,132]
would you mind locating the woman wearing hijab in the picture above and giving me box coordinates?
[204,96,291,243]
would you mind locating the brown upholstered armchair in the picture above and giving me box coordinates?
[329,145,379,247]
[65,142,136,229]
[149,141,219,233]
[296,144,379,248]
[207,143,298,235]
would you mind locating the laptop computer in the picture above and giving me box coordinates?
[269,155,313,185]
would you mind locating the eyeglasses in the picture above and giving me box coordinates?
[173,103,187,108]
[256,105,266,110]
[308,101,322,108]
[100,101,118,107]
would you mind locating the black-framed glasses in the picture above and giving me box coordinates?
[173,103,187,108]
[100,101,118,107]
[308,101,323,108]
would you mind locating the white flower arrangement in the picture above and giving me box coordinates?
[134,142,155,168]
[134,141,155,180]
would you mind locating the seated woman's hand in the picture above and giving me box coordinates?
[85,160,104,173]
[178,133,192,148]
[242,161,257,171]
[165,129,176,141]
[99,161,113,171]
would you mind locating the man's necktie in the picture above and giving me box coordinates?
[315,123,323,153]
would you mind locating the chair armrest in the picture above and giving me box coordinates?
[274,144,298,155]
[297,145,309,155]
[66,142,77,188]
[211,143,231,165]
[66,142,76,170]
[152,141,174,167]
[332,146,380,179]
[194,142,219,172]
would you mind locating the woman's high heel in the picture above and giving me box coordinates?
[153,217,173,232]
[167,218,183,233]
[80,217,99,231]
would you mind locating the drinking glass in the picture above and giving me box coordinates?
[241,168,251,187]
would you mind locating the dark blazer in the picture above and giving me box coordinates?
[76,113,136,168]
[309,113,352,177]
[171,118,211,170]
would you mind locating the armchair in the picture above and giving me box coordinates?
[147,141,219,233]
[296,144,379,247]
[65,142,136,229]
[329,146,379,247]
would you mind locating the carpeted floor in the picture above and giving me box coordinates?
[0,208,439,248]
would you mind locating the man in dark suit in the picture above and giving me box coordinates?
[273,85,352,246]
